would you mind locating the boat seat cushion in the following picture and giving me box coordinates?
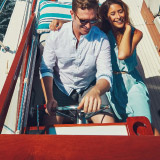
[37,0,107,34]
[58,0,72,3]
[58,0,106,3]
[37,0,72,34]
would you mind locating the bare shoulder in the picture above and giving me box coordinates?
[134,28,143,39]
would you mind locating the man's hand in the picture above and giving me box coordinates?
[45,98,58,115]
[78,87,101,113]
[77,79,110,113]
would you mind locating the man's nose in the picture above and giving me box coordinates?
[85,22,91,29]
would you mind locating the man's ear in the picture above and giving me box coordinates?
[70,10,74,19]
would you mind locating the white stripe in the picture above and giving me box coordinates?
[40,7,71,15]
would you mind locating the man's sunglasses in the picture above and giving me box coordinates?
[75,13,97,24]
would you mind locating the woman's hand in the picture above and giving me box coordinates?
[49,19,64,31]
[125,23,131,31]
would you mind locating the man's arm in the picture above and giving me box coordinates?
[41,76,57,115]
[40,31,57,115]
[78,34,112,113]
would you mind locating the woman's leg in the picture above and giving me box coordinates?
[127,84,151,122]
[91,114,115,123]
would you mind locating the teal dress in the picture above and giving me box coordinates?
[106,28,151,122]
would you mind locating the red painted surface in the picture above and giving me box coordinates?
[0,135,159,159]
[25,117,154,136]
[127,117,153,135]
[31,0,37,13]
[0,13,36,133]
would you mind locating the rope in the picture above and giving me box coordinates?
[17,35,38,133]
[17,36,35,132]
[0,40,10,52]
[3,125,15,134]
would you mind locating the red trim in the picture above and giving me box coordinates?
[127,116,153,135]
[0,135,159,159]
[25,123,128,135]
[24,126,48,134]
[52,122,127,127]
[25,117,153,136]
[0,13,36,133]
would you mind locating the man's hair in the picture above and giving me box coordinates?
[72,0,99,13]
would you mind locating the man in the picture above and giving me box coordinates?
[40,0,114,124]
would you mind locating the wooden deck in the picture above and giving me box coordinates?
[141,1,160,55]
[123,0,160,133]
[140,0,160,132]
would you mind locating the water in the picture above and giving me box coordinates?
[0,0,16,42]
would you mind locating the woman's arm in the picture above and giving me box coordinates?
[49,19,69,31]
[118,24,143,60]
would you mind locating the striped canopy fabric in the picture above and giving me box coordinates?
[37,0,72,34]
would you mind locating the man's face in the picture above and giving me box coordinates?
[71,8,97,35]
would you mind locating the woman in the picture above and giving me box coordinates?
[98,0,152,123]
[49,0,152,125]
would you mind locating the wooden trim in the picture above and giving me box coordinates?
[141,0,160,55]
[0,135,159,159]
[127,116,153,135]
[31,0,37,13]
[51,122,127,128]
[0,13,36,133]
[25,117,153,136]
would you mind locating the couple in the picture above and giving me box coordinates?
[40,0,151,126]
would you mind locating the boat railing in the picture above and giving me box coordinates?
[31,0,37,13]
[0,12,36,133]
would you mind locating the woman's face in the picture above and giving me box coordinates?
[107,3,125,29]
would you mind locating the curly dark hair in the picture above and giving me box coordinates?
[99,0,130,34]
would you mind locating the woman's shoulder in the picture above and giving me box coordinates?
[92,26,106,35]
[91,26,110,41]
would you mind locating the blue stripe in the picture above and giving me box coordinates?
[40,13,71,19]
[40,3,72,11]
[38,0,72,33]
